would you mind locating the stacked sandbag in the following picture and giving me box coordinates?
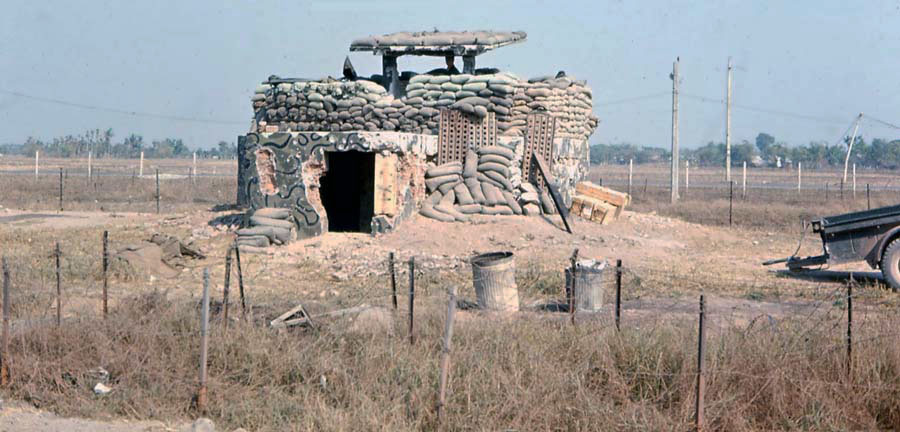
[420,145,540,221]
[251,72,598,140]
[235,208,294,249]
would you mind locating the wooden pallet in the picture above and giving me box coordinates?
[570,196,617,225]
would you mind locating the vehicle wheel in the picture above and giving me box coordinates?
[881,238,900,291]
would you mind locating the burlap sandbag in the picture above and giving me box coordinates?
[465,178,487,204]
[539,191,557,214]
[253,208,291,219]
[236,226,291,245]
[478,145,515,160]
[482,205,514,216]
[235,235,270,248]
[463,150,478,178]
[250,216,294,230]
[477,162,511,178]
[425,162,463,178]
[457,204,484,214]
[479,154,511,166]
[425,174,460,193]
[437,179,461,195]
[503,191,523,215]
[454,183,475,205]
[420,205,456,222]
[482,182,505,206]
[435,204,470,222]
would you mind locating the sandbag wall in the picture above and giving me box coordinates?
[420,145,557,222]
[251,73,598,140]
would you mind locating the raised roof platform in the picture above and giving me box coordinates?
[350,30,527,57]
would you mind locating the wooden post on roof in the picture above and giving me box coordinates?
[463,55,476,74]
[383,55,400,98]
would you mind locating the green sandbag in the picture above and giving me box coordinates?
[426,191,443,206]
[519,191,540,204]
[454,182,475,205]
[450,74,472,84]
[478,89,494,97]
[425,90,443,99]
[477,173,505,191]
[236,226,291,245]
[435,99,454,106]
[457,204,484,214]
[492,105,510,116]
[462,82,487,92]
[456,91,477,99]
[502,191,523,215]
[253,207,291,219]
[473,105,488,118]
[523,203,541,216]
[439,189,456,207]
[465,178,486,204]
[477,162,511,178]
[457,96,490,106]
[250,216,295,230]
[478,145,516,160]
[406,89,427,98]
[488,83,514,94]
[235,235,270,248]
[463,150,479,178]
[440,82,462,92]
[410,74,431,84]
[451,102,475,114]
[425,161,463,178]
[420,205,455,222]
[406,82,425,91]
[479,154,511,166]
[425,174,460,193]
[489,96,513,107]
[430,75,450,84]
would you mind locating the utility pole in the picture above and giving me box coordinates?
[842,113,863,185]
[725,57,733,182]
[671,57,680,203]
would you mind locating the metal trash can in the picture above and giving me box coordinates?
[471,251,519,311]
[565,259,608,312]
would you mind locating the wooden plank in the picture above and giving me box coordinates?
[532,153,572,234]
[571,196,618,225]
[374,153,398,216]
[576,181,631,208]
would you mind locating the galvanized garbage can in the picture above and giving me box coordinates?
[471,251,519,311]
[565,259,608,312]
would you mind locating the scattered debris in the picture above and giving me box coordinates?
[114,234,206,278]
[93,382,111,395]
[570,181,630,224]
[270,303,314,329]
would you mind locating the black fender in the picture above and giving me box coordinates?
[872,226,900,268]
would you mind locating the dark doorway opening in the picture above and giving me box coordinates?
[320,151,375,233]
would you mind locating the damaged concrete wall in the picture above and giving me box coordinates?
[238,131,434,238]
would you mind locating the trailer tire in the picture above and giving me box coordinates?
[881,238,900,291]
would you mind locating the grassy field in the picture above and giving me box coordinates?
[2,159,900,430]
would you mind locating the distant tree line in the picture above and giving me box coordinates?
[0,128,237,159]
[591,133,900,169]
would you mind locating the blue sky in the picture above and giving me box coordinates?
[2,0,899,149]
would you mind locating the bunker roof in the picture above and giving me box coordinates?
[349,30,527,57]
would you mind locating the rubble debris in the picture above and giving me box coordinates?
[93,382,112,395]
[150,233,205,260]
[270,303,314,329]
[570,181,631,225]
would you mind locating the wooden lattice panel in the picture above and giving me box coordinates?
[438,109,497,165]
[523,113,557,190]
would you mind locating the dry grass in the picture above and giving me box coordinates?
[6,287,900,431]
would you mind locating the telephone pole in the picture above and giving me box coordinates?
[725,57,733,181]
[671,57,680,203]
[842,113,863,185]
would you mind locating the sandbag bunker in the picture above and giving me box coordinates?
[236,30,598,246]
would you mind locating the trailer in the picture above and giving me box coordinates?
[764,204,900,290]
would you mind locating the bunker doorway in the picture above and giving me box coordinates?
[320,151,375,233]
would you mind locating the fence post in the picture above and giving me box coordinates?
[102,230,109,318]
[615,259,622,331]
[694,295,706,432]
[729,181,734,226]
[223,248,232,330]
[139,151,144,177]
[56,242,62,327]
[87,151,92,182]
[389,252,398,310]
[1,257,10,386]
[847,273,853,377]
[797,162,802,194]
[155,169,160,214]
[685,160,690,195]
[867,184,871,210]
[408,257,416,346]
[196,268,210,412]
[34,151,39,180]
[627,159,633,196]
[58,168,64,212]
[234,244,247,319]
[643,178,648,196]
[840,178,844,200]
[569,249,579,326]
[742,161,747,199]
[436,285,458,422]
[852,164,856,198]
[826,183,829,201]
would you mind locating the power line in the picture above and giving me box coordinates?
[863,115,900,131]
[680,93,848,125]
[0,89,246,126]
[596,91,669,106]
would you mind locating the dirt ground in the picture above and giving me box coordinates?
[0,206,890,430]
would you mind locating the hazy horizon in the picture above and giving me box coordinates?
[2,0,899,150]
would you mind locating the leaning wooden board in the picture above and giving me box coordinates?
[531,153,573,234]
